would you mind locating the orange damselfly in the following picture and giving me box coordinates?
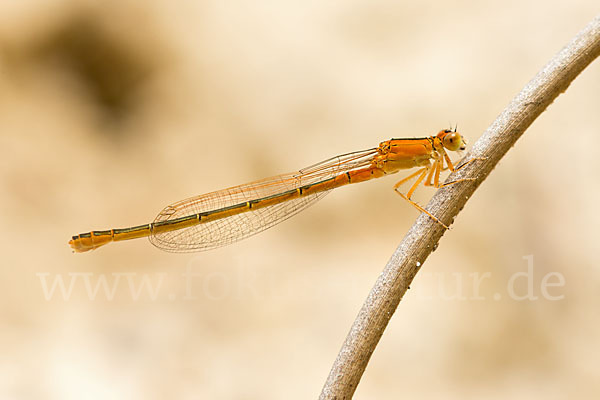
[69,129,477,253]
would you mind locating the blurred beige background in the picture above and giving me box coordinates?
[1,1,599,399]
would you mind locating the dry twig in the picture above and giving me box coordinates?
[320,14,600,399]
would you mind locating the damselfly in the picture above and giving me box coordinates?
[69,129,478,253]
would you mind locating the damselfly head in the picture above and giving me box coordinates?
[438,129,466,152]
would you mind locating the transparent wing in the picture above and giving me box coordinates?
[149,147,378,252]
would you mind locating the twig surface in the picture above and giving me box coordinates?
[320,14,600,400]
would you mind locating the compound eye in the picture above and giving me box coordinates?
[443,132,462,151]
